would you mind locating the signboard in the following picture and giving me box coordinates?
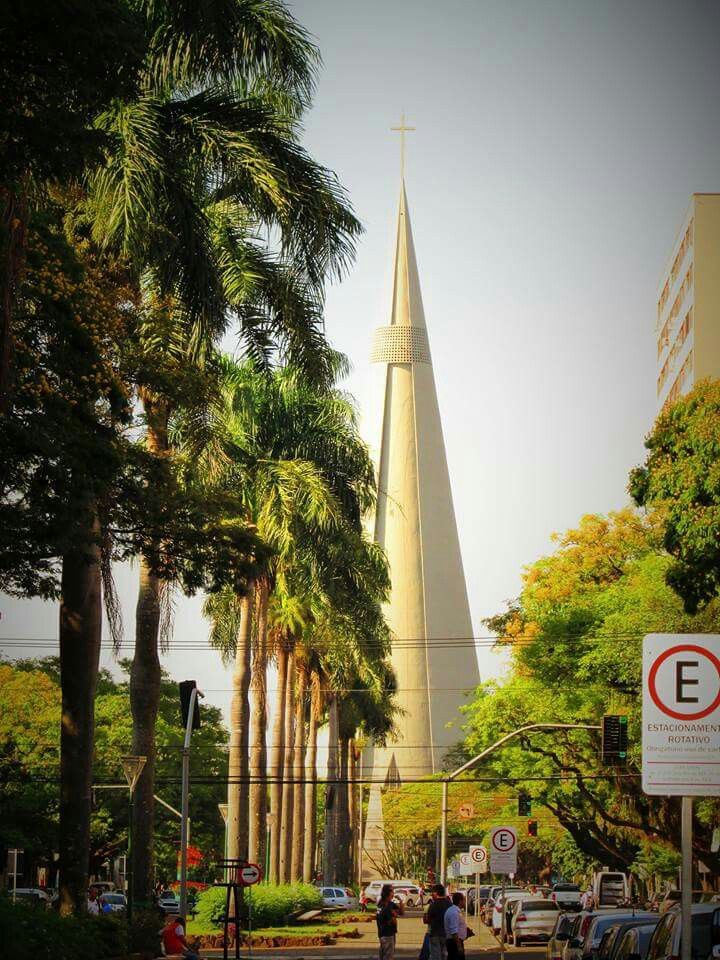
[469,844,488,873]
[237,862,262,886]
[642,634,720,796]
[449,859,462,878]
[490,826,517,874]
[457,851,475,876]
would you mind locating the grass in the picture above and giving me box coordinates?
[186,919,357,939]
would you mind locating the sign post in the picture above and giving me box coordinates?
[469,845,488,918]
[490,827,517,960]
[643,634,720,960]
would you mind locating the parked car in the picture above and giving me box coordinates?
[577,911,657,960]
[592,873,630,908]
[493,889,527,936]
[646,903,720,960]
[100,892,127,914]
[320,886,358,910]
[467,884,492,918]
[657,890,708,915]
[361,879,415,907]
[9,888,52,907]
[509,897,561,945]
[552,883,582,911]
[484,886,524,926]
[393,885,423,908]
[548,911,577,960]
[158,891,180,915]
[597,919,660,960]
[562,911,597,960]
[614,923,661,960]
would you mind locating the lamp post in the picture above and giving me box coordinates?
[218,804,229,881]
[121,755,147,921]
[438,723,601,885]
[179,682,203,918]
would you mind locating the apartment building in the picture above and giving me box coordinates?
[656,194,720,410]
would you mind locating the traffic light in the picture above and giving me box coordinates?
[527,819,538,837]
[602,715,628,765]
[518,793,532,817]
[179,680,201,730]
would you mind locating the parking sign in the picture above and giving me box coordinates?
[643,634,720,796]
[490,826,517,874]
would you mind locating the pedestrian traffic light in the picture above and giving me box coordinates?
[602,715,628,765]
[527,819,538,837]
[518,793,532,817]
[179,680,201,730]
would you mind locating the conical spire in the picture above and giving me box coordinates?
[390,183,427,330]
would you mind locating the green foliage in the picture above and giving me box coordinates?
[194,882,322,929]
[0,898,128,960]
[632,840,681,882]
[630,379,720,612]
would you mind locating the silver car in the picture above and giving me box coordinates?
[510,897,560,946]
[320,886,358,910]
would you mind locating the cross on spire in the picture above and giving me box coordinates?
[391,111,415,178]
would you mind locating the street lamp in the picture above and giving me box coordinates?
[178,681,203,917]
[439,723,600,885]
[121,755,147,921]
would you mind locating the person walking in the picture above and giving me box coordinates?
[580,888,595,911]
[445,892,469,960]
[424,883,451,960]
[376,884,404,960]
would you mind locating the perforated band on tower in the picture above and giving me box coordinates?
[370,325,430,364]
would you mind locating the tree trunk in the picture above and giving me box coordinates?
[268,640,289,884]
[0,186,26,414]
[336,736,351,885]
[130,402,168,905]
[227,583,254,860]
[59,504,102,915]
[303,667,321,883]
[249,579,269,867]
[279,650,295,882]
[290,662,307,880]
[348,739,359,886]
[323,691,340,884]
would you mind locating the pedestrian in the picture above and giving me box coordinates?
[162,914,200,960]
[424,883,451,960]
[376,883,403,960]
[580,888,594,911]
[87,889,100,915]
[445,892,468,960]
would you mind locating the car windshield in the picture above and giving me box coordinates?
[104,895,125,904]
[523,901,559,912]
[555,884,580,892]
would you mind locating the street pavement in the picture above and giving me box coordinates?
[201,911,548,960]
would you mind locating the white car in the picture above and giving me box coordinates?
[493,889,526,935]
[10,887,52,907]
[100,892,127,914]
[362,879,416,906]
[510,897,560,946]
[551,884,582,911]
[320,886,358,910]
[393,885,423,908]
[158,891,180,915]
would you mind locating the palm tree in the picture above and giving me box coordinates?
[303,662,324,882]
[248,576,270,866]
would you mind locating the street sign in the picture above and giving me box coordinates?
[457,851,475,875]
[490,826,517,874]
[642,634,720,796]
[237,862,262,886]
[469,844,488,873]
[449,859,462,878]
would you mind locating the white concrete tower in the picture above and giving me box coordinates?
[369,178,479,784]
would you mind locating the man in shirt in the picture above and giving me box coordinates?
[424,884,451,960]
[444,892,468,960]
[376,884,403,960]
[162,915,200,960]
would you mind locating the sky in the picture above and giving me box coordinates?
[3,0,720,726]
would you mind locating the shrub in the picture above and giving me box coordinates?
[0,897,128,960]
[194,882,322,930]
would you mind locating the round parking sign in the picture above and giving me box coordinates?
[491,828,516,852]
[648,644,720,721]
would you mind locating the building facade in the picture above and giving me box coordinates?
[657,194,720,410]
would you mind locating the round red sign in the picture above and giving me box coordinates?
[237,862,262,886]
[648,643,720,721]
[491,828,517,852]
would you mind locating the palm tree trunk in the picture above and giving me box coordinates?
[279,649,295,882]
[129,402,168,905]
[268,640,289,884]
[303,667,321,883]
[58,503,102,915]
[348,739,358,885]
[129,560,161,907]
[249,579,269,867]
[227,583,254,860]
[323,691,340,885]
[336,735,351,885]
[290,662,307,880]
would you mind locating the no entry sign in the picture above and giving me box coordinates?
[490,826,517,874]
[643,634,720,796]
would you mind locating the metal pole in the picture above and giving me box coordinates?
[476,871,480,918]
[12,850,17,905]
[681,797,692,960]
[127,794,134,921]
[500,878,506,960]
[180,687,199,918]
[440,780,449,885]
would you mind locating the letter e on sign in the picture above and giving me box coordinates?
[490,826,517,874]
[642,634,720,796]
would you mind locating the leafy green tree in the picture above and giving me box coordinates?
[630,379,720,612]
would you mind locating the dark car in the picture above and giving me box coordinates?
[646,903,720,960]
[467,885,492,918]
[597,919,660,960]
[577,911,657,960]
[614,923,660,960]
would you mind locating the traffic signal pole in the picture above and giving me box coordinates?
[180,685,204,917]
[439,722,601,885]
